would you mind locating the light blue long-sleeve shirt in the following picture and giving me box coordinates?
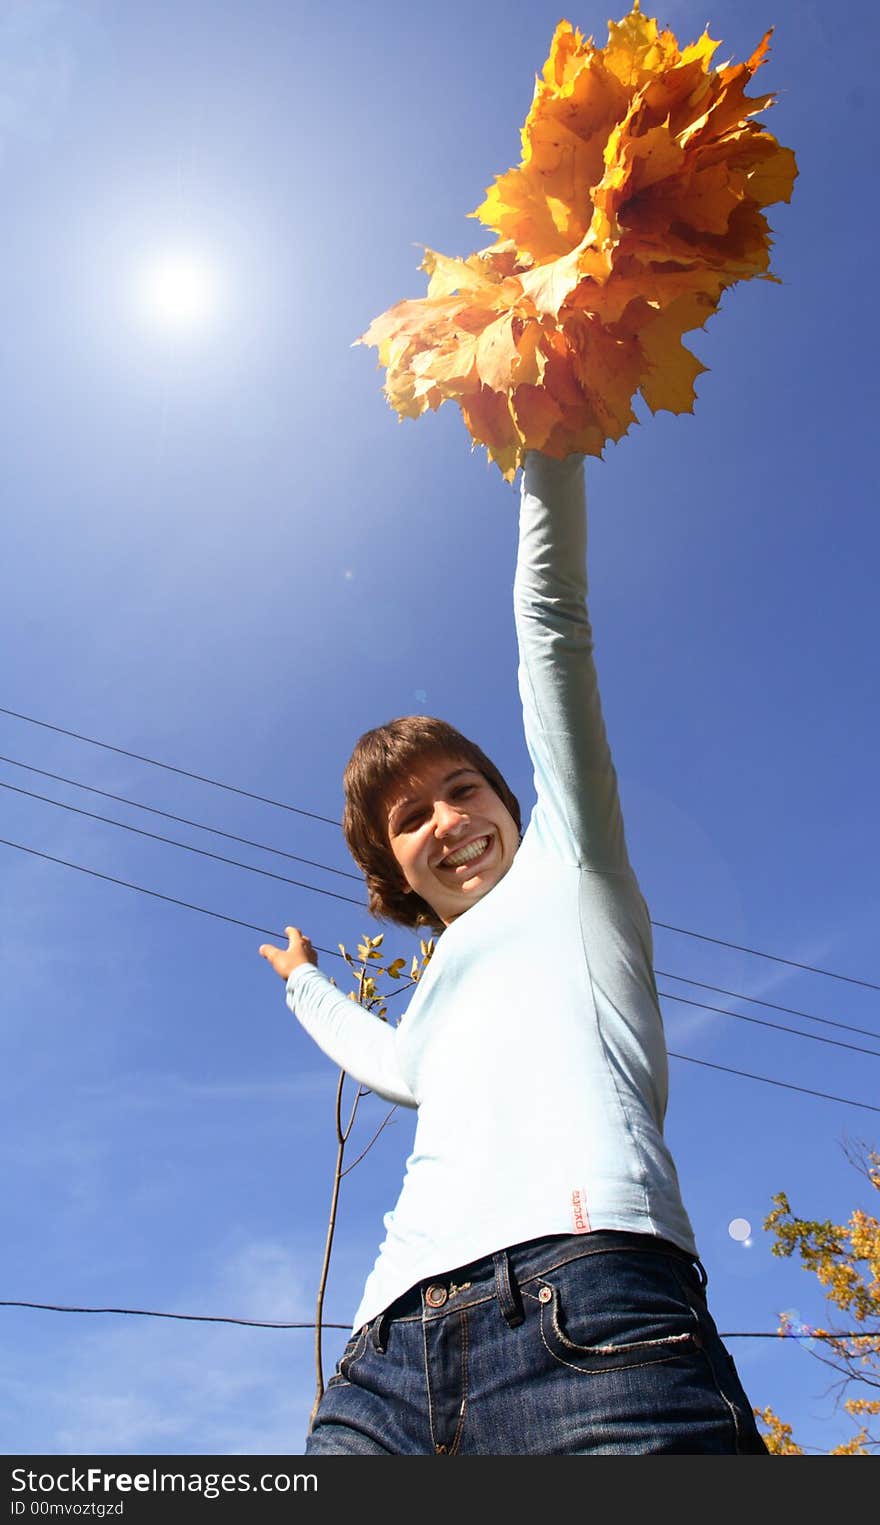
[286,451,697,1333]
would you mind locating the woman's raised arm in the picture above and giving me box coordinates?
[514,450,631,874]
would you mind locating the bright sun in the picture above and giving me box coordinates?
[136,252,221,332]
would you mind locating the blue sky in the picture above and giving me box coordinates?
[0,0,877,1456]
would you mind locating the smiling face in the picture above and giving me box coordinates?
[384,753,521,926]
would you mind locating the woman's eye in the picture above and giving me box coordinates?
[395,783,477,832]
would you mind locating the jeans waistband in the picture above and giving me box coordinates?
[367,1230,707,1351]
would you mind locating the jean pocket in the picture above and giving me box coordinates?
[327,1324,370,1386]
[533,1256,703,1375]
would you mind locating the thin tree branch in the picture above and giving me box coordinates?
[340,1105,399,1177]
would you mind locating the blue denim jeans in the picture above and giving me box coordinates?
[305,1230,768,1455]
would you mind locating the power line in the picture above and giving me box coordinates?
[3,704,877,991]
[0,705,340,826]
[656,969,880,1043]
[0,1300,349,1330]
[0,753,362,880]
[0,835,876,1114]
[7,754,878,1048]
[0,835,309,948]
[21,764,871,1059]
[0,834,398,971]
[0,779,365,909]
[7,768,880,1051]
[4,757,877,1046]
[5,782,877,1054]
[668,1051,880,1114]
[0,1301,872,1344]
[658,989,880,1060]
[719,1331,877,1343]
[654,920,880,993]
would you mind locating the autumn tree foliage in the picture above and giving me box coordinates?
[359,3,797,477]
[757,1142,880,1455]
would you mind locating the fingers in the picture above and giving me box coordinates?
[258,928,308,954]
[258,927,317,979]
[287,926,315,954]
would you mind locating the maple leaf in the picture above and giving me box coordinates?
[357,3,798,478]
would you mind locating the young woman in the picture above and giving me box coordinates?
[259,450,768,1455]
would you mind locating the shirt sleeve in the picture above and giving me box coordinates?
[285,963,418,1109]
[514,449,631,873]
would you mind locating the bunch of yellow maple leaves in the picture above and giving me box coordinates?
[358,3,797,477]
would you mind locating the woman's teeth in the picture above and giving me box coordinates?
[443,836,490,869]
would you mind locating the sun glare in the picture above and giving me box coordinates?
[136,252,221,333]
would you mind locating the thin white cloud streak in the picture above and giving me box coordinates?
[78,1071,334,1109]
[659,914,878,1049]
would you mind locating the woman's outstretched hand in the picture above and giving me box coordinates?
[259,926,319,980]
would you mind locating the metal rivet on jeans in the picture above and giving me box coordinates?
[538,1286,552,1303]
[425,1284,448,1308]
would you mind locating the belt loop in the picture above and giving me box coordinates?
[370,1310,388,1353]
[493,1248,525,1328]
[694,1257,708,1290]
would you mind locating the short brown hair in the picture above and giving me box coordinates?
[342,716,522,931]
